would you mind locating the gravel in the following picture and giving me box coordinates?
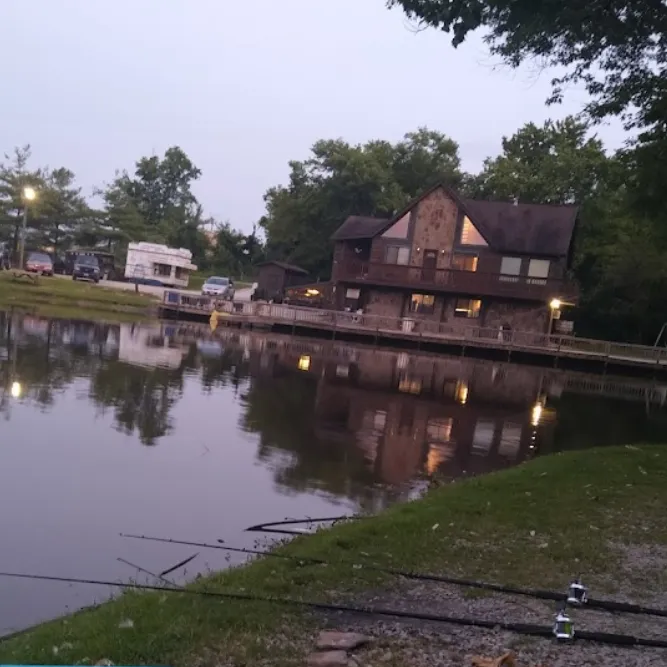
[308,542,667,666]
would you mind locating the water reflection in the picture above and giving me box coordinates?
[2,311,667,634]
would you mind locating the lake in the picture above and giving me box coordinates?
[2,311,667,635]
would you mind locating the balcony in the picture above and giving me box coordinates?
[334,260,577,302]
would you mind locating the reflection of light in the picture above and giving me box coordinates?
[298,355,311,371]
[550,298,562,310]
[531,402,543,426]
[10,381,22,398]
[455,381,468,405]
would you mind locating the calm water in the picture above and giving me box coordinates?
[2,312,667,634]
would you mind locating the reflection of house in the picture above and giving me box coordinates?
[118,325,186,369]
[331,183,578,333]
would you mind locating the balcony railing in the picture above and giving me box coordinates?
[334,260,576,301]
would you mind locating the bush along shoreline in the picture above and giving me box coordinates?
[1,446,666,666]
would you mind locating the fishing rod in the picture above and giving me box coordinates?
[120,533,667,619]
[0,570,665,649]
[245,515,362,536]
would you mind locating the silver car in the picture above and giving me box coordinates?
[201,276,235,299]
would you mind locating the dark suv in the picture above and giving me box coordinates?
[72,254,101,282]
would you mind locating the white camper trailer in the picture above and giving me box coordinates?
[124,242,197,288]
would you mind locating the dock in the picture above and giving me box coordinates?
[159,291,667,373]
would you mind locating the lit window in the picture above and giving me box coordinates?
[410,293,435,315]
[385,245,410,265]
[454,299,481,319]
[345,288,360,299]
[451,253,478,271]
[297,355,310,371]
[455,380,469,404]
[500,257,522,282]
[398,373,422,395]
[528,259,550,285]
[460,216,487,246]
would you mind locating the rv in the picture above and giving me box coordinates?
[124,242,197,288]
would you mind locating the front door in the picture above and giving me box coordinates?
[421,250,438,283]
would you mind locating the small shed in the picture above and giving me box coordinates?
[255,261,309,300]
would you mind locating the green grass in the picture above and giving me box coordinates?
[0,272,156,319]
[1,446,666,665]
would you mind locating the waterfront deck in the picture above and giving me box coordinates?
[159,291,667,372]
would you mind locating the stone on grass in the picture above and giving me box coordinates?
[316,631,371,651]
[307,650,349,666]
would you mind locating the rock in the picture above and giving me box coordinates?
[307,650,349,666]
[94,660,114,666]
[316,631,371,651]
[118,618,134,629]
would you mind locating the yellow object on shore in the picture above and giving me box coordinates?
[209,308,228,331]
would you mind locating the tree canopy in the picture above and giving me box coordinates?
[260,129,463,277]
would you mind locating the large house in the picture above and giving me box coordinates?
[330,183,579,334]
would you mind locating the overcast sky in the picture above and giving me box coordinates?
[1,0,625,232]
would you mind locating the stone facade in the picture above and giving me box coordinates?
[409,187,459,269]
[482,300,548,334]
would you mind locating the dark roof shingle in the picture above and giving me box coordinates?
[331,215,391,241]
[461,199,579,257]
[257,261,309,275]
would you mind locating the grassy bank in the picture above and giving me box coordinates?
[1,446,666,665]
[0,273,156,320]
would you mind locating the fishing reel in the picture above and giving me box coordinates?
[553,606,575,641]
[567,577,588,606]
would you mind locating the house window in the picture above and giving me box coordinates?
[500,257,521,282]
[452,253,478,272]
[427,418,453,442]
[528,259,550,285]
[460,216,487,246]
[454,298,481,318]
[472,419,495,455]
[153,263,172,277]
[174,267,188,280]
[385,245,410,265]
[345,288,361,299]
[398,373,422,395]
[410,293,435,315]
[499,422,522,459]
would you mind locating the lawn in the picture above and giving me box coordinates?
[0,272,156,319]
[1,445,666,665]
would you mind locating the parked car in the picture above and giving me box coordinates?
[201,276,235,299]
[72,254,101,282]
[25,251,54,276]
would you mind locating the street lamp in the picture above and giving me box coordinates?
[547,298,562,335]
[19,186,37,269]
[10,381,22,398]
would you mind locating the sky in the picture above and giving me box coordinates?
[1,0,626,233]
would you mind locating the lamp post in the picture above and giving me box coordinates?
[19,186,37,269]
[547,298,562,336]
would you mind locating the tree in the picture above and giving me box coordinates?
[467,117,613,205]
[0,146,45,260]
[99,147,209,262]
[260,129,463,276]
[387,0,667,133]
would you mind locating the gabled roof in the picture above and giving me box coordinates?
[257,261,309,275]
[330,215,391,241]
[461,199,578,257]
[330,183,579,258]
